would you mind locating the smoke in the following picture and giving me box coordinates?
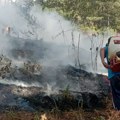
[0,79,42,87]
[28,5,92,68]
[0,1,110,92]
[0,2,100,68]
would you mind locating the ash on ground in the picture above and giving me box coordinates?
[0,54,110,111]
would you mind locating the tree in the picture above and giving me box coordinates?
[42,0,120,32]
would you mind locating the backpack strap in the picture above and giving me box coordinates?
[105,46,110,65]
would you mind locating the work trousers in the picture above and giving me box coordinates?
[110,74,120,110]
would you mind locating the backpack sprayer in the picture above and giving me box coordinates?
[108,36,120,72]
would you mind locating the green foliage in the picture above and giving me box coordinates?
[34,112,40,120]
[42,0,120,32]
[62,85,71,98]
[6,110,17,120]
[96,116,105,120]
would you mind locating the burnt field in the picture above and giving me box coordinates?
[0,36,110,112]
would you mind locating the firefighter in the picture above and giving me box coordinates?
[100,36,120,110]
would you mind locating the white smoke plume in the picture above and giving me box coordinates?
[0,0,111,90]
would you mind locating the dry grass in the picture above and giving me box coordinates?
[0,98,120,120]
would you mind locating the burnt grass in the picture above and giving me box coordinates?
[23,91,106,112]
[0,54,112,119]
[0,97,117,120]
[0,63,110,112]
